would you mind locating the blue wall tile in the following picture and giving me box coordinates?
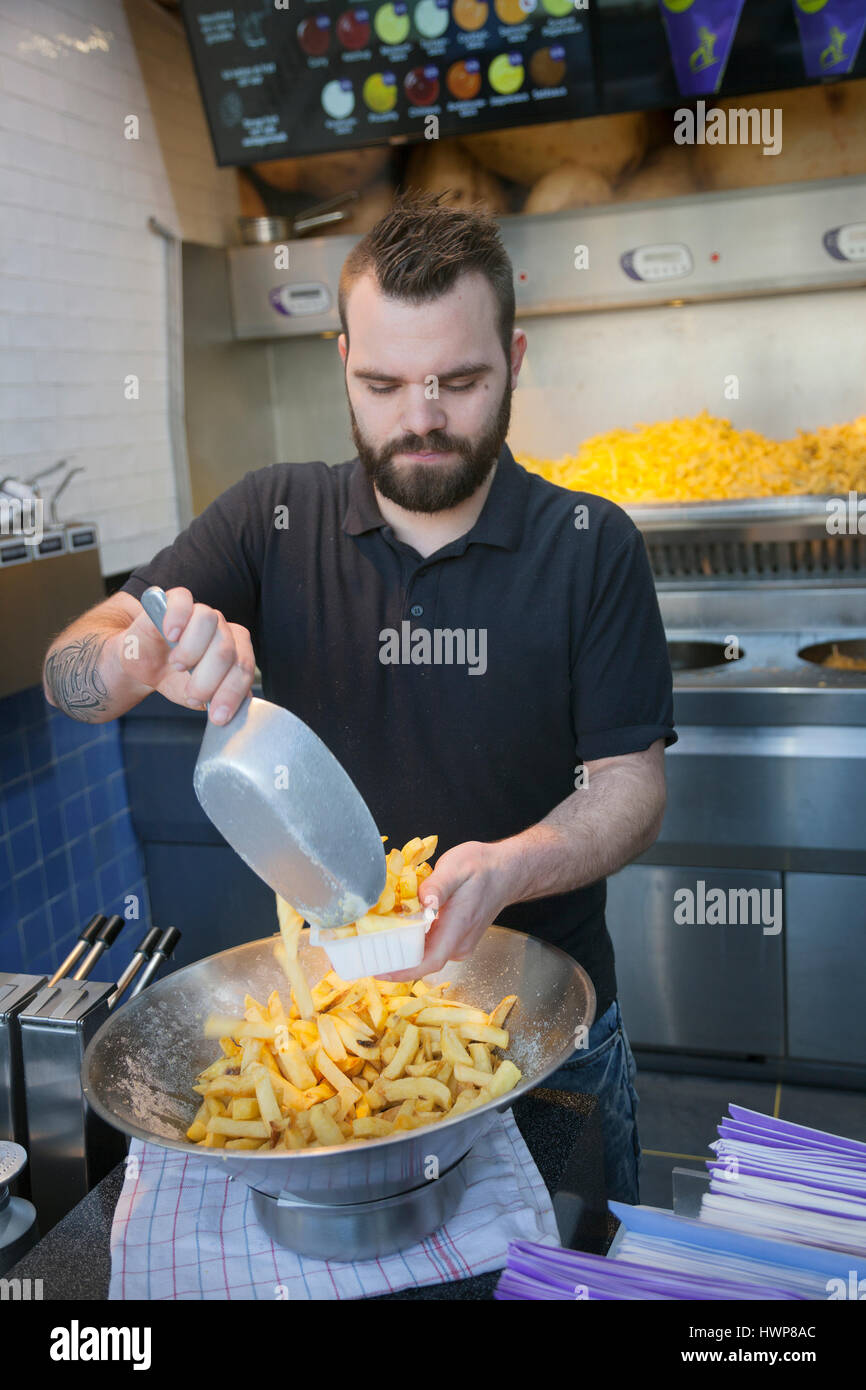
[0,836,13,893]
[62,791,90,843]
[13,863,47,920]
[44,849,69,900]
[0,926,25,972]
[36,805,65,857]
[9,821,39,876]
[4,779,35,833]
[54,752,86,802]
[87,782,111,827]
[0,731,27,784]
[20,905,52,959]
[0,686,152,977]
[24,724,53,775]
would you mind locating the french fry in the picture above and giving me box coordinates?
[352,1116,394,1138]
[441,1023,473,1067]
[381,1023,420,1080]
[315,1048,362,1100]
[251,1065,283,1126]
[377,1076,452,1109]
[414,1006,488,1026]
[316,1013,347,1061]
[458,1023,509,1048]
[483,1060,522,1099]
[308,1101,344,1146]
[275,894,316,1020]
[188,902,524,1152]
[275,1034,317,1091]
[453,1063,501,1087]
[469,1043,493,1073]
[206,1116,270,1139]
[488,995,518,1029]
[204,1014,275,1040]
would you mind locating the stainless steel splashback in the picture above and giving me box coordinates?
[227,179,866,338]
[182,180,866,513]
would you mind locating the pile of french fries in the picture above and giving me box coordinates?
[187,974,521,1151]
[329,834,438,938]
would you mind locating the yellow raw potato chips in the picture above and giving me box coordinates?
[516,412,866,505]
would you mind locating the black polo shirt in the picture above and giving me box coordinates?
[123,443,676,1016]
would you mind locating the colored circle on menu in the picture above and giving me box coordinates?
[494,0,527,23]
[375,2,411,43]
[446,57,481,98]
[297,15,331,56]
[363,71,398,110]
[321,78,355,118]
[540,0,572,12]
[414,0,450,37]
[529,43,565,86]
[404,65,440,104]
[337,8,371,48]
[453,0,489,31]
[488,51,524,93]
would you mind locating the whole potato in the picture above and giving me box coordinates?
[461,112,648,186]
[524,163,613,214]
[692,83,863,190]
[404,139,509,213]
[616,144,699,202]
[253,148,390,197]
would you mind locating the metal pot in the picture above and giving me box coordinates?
[81,926,594,1206]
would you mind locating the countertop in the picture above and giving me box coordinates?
[8,1086,614,1300]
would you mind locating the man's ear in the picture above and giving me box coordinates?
[337,333,348,365]
[510,328,527,387]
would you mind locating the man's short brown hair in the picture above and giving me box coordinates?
[338,191,515,363]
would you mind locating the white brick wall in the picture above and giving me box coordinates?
[0,0,238,575]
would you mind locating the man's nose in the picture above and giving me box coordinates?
[399,386,448,438]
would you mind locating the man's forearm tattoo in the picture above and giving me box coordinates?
[45,633,110,721]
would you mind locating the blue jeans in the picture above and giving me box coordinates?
[544,999,641,1206]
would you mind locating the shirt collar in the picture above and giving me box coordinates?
[341,442,529,553]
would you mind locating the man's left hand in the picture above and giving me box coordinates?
[378,839,514,982]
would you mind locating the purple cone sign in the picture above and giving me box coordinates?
[659,0,746,96]
[794,0,866,77]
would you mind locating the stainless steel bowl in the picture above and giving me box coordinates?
[81,926,594,1205]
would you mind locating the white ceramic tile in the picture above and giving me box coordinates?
[0,0,237,573]
[0,383,55,418]
[0,350,37,383]
[0,90,66,142]
[0,242,42,277]
[1,417,54,453]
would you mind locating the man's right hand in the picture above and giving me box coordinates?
[114,587,256,725]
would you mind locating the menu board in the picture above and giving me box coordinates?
[181,0,595,163]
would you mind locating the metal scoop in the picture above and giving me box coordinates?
[140,586,386,929]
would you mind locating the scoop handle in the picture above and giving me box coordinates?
[141,585,177,649]
[141,584,216,713]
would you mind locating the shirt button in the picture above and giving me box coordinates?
[410,604,423,617]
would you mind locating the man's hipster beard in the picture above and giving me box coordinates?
[350,378,513,513]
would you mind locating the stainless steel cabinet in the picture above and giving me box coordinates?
[606,864,785,1056]
[786,873,866,1066]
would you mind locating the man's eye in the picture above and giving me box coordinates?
[367,384,398,394]
[444,382,476,393]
